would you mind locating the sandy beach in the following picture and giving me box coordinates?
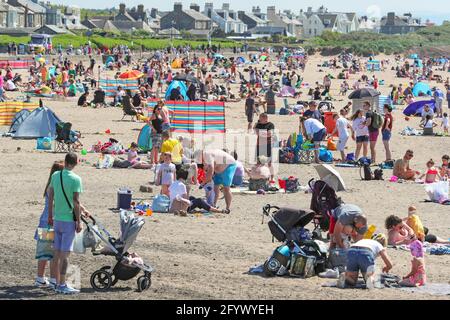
[0,51,449,300]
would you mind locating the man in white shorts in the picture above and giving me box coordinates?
[330,109,353,162]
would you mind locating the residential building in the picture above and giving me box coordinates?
[237,10,267,30]
[298,6,359,38]
[7,0,46,28]
[266,6,302,38]
[380,12,425,34]
[203,3,247,34]
[34,24,74,35]
[0,2,22,28]
[160,3,211,33]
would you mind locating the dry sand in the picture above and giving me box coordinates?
[0,52,449,300]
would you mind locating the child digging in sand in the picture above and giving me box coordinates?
[337,233,393,289]
[399,240,426,287]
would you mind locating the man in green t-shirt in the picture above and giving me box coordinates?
[48,153,89,294]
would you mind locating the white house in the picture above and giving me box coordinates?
[203,3,247,34]
[266,6,302,38]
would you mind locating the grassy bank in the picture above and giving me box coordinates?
[0,34,237,51]
[304,23,450,56]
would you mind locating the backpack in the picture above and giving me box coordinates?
[360,163,373,181]
[373,168,384,180]
[371,111,384,129]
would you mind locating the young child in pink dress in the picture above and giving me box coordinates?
[399,240,426,287]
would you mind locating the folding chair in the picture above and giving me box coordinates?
[121,95,138,121]
[54,122,75,153]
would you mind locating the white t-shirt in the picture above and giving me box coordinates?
[352,117,369,137]
[351,239,384,256]
[424,120,434,128]
[168,180,187,208]
[336,117,350,138]
[159,163,176,186]
[421,109,434,118]
[304,118,325,136]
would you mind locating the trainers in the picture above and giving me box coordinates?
[34,277,50,288]
[49,278,57,290]
[365,276,375,290]
[337,272,346,289]
[319,268,339,279]
[56,284,80,295]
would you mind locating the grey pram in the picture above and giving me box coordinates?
[82,211,154,292]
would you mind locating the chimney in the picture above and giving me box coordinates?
[174,2,182,12]
[150,8,158,18]
[252,6,261,14]
[190,3,200,12]
[137,4,144,15]
[119,3,126,14]
[307,7,312,14]
[222,3,230,12]
[387,12,395,25]
[267,6,276,19]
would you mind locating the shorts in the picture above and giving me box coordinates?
[213,163,237,187]
[346,247,375,274]
[356,135,369,143]
[232,175,243,187]
[53,220,76,252]
[256,144,272,159]
[337,136,349,152]
[162,123,170,132]
[188,196,211,212]
[246,110,254,123]
[313,128,326,142]
[369,130,379,142]
[382,129,391,141]
[151,133,162,149]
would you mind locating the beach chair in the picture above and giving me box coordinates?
[54,122,75,153]
[121,95,138,121]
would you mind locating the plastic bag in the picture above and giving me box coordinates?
[83,225,101,249]
[425,181,449,203]
[327,138,337,151]
[73,230,86,254]
[35,239,54,260]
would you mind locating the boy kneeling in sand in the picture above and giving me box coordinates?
[337,233,393,289]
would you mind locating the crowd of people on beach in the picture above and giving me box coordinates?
[1,41,446,294]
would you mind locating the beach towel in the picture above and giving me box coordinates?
[99,79,139,97]
[335,163,359,168]
[400,283,450,296]
[230,186,284,195]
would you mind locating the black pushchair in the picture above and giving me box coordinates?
[308,178,342,239]
[261,205,327,277]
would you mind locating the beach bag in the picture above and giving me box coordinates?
[371,111,384,129]
[263,246,291,277]
[36,137,53,150]
[83,225,101,249]
[425,181,449,203]
[284,177,299,193]
[279,148,295,164]
[373,168,384,180]
[346,153,355,162]
[290,254,316,278]
[360,163,373,181]
[279,108,289,115]
[249,179,269,191]
[35,239,54,260]
[319,149,333,163]
[73,231,86,254]
[151,195,170,213]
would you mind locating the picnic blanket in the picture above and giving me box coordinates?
[400,283,450,296]
[0,60,34,69]
[0,101,40,126]
[230,186,285,195]
[147,100,226,133]
[99,79,139,97]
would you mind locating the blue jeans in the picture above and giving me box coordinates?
[346,247,375,274]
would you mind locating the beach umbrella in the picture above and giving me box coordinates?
[348,88,380,99]
[412,82,431,97]
[119,70,144,80]
[314,164,346,192]
[213,53,224,59]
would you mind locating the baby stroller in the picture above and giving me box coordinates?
[81,211,154,292]
[309,179,342,239]
[261,205,327,277]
